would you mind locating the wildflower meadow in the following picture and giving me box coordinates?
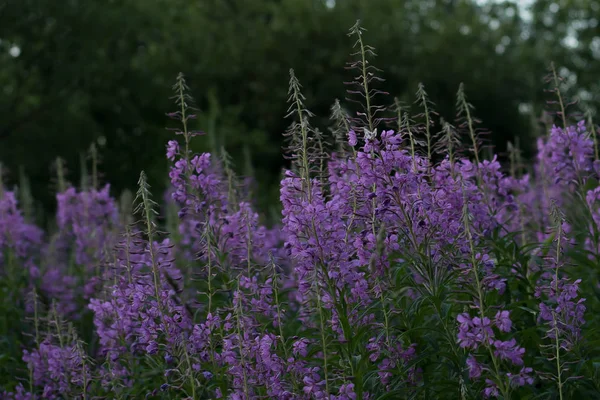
[1,23,600,399]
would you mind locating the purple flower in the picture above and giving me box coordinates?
[466,355,482,379]
[493,338,525,366]
[507,367,534,387]
[166,140,179,161]
[348,130,358,146]
[457,313,493,349]
[483,379,499,398]
[338,382,357,400]
[2,383,35,400]
[495,310,512,333]
[292,338,310,358]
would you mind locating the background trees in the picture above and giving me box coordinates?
[1,0,598,217]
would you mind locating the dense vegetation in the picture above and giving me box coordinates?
[2,19,600,399]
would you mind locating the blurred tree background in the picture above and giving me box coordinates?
[0,0,599,220]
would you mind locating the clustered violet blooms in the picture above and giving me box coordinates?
[54,185,119,268]
[23,339,90,399]
[0,190,43,278]
[4,67,599,400]
[38,185,120,317]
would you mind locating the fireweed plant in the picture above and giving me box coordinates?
[2,22,600,399]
